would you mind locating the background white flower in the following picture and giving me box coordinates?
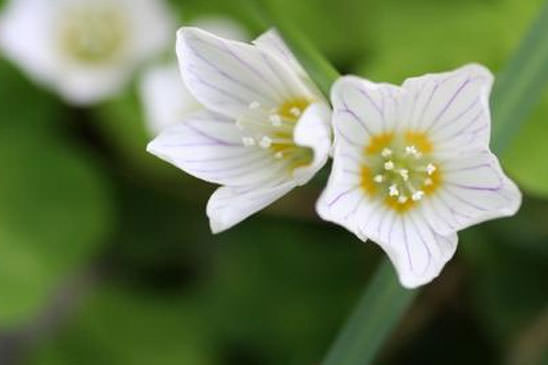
[147,28,332,233]
[140,16,249,135]
[0,0,174,105]
[317,64,522,288]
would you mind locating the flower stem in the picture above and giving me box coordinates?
[323,261,417,365]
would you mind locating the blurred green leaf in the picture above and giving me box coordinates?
[200,217,371,365]
[0,61,114,327]
[0,125,114,327]
[504,93,548,197]
[29,286,213,365]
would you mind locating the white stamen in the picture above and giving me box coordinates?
[373,174,384,183]
[259,136,272,149]
[399,169,409,181]
[269,114,282,127]
[412,190,425,201]
[389,184,399,196]
[242,137,256,146]
[398,195,408,204]
[249,101,261,109]
[405,145,418,155]
[290,107,301,117]
[426,163,437,175]
[384,160,395,170]
[424,178,433,186]
[381,148,393,158]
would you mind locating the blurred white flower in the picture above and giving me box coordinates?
[147,28,332,233]
[317,64,522,288]
[0,0,174,105]
[140,16,249,135]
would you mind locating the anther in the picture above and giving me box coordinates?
[405,145,418,156]
[384,160,395,170]
[399,169,409,181]
[389,184,399,197]
[290,107,301,117]
[242,137,256,146]
[269,114,282,127]
[426,163,437,175]
[373,174,384,183]
[412,190,425,201]
[424,178,433,186]
[259,136,272,149]
[274,151,283,159]
[381,148,393,158]
[249,101,261,109]
[398,195,408,204]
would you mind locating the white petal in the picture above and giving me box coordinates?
[292,103,332,185]
[147,110,285,186]
[331,76,402,138]
[253,28,324,101]
[316,147,370,241]
[0,0,57,85]
[56,67,131,105]
[207,181,296,233]
[140,64,202,135]
[374,212,458,289]
[176,27,315,119]
[422,151,521,235]
[400,64,494,154]
[122,0,175,62]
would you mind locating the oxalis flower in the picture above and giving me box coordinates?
[147,28,332,233]
[0,0,173,105]
[317,64,521,288]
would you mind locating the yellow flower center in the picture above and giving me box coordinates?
[240,98,314,172]
[360,131,441,213]
[57,5,127,64]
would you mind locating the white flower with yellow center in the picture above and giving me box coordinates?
[0,0,173,105]
[317,64,521,288]
[140,17,249,135]
[147,28,332,233]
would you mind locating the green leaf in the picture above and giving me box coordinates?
[29,286,214,365]
[0,61,114,327]
[322,261,417,365]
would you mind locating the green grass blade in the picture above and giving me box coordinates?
[491,1,548,154]
[322,261,417,365]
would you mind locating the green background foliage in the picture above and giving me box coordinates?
[0,0,547,364]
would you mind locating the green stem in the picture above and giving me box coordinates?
[323,261,417,365]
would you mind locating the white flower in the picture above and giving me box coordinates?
[147,28,332,233]
[317,64,522,288]
[0,0,174,105]
[139,17,249,135]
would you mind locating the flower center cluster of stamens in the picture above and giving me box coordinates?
[361,132,441,212]
[239,98,313,172]
[57,5,127,64]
